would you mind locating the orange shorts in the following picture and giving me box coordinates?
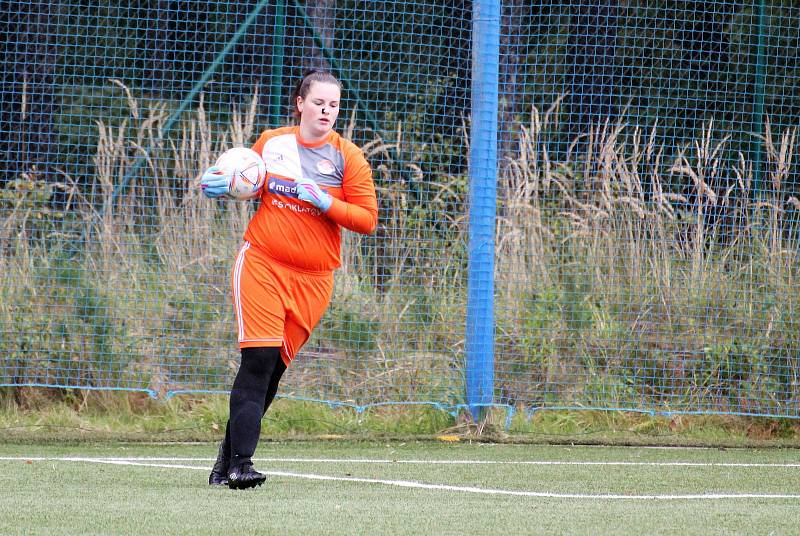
[231,242,334,366]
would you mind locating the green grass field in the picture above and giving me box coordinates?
[2,441,799,535]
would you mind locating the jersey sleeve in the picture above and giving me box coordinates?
[325,143,378,235]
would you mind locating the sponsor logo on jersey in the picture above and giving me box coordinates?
[267,177,300,198]
[271,198,322,216]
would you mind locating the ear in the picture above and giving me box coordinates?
[296,96,304,114]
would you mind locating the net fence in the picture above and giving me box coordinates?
[1,0,799,419]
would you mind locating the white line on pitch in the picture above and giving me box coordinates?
[2,456,800,468]
[5,457,800,500]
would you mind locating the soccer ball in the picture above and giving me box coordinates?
[214,147,267,200]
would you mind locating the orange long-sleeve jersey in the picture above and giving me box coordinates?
[243,125,378,273]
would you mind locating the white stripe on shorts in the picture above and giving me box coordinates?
[232,241,250,342]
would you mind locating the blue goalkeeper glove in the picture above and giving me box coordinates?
[200,166,232,199]
[295,177,332,212]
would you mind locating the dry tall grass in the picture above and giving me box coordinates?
[495,98,800,414]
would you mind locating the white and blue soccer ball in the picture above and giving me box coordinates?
[214,147,267,200]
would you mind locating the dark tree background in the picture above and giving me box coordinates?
[1,1,65,183]
[566,0,622,138]
[1,0,798,198]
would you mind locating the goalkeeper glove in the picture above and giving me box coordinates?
[295,177,332,212]
[200,166,232,199]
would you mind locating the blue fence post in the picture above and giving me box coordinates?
[466,0,499,420]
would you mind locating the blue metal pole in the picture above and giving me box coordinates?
[466,0,499,420]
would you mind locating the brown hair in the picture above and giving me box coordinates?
[290,69,342,121]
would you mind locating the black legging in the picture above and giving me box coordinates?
[224,347,287,468]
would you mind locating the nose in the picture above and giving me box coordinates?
[321,107,328,115]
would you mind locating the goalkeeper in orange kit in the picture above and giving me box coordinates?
[200,69,378,489]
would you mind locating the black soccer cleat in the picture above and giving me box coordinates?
[227,462,266,490]
[208,443,229,486]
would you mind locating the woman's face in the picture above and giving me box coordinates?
[297,81,341,141]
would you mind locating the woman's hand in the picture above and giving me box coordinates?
[295,177,332,212]
[200,166,232,198]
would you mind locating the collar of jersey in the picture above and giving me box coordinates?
[295,129,335,149]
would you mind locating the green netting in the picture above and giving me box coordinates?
[1,1,799,419]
